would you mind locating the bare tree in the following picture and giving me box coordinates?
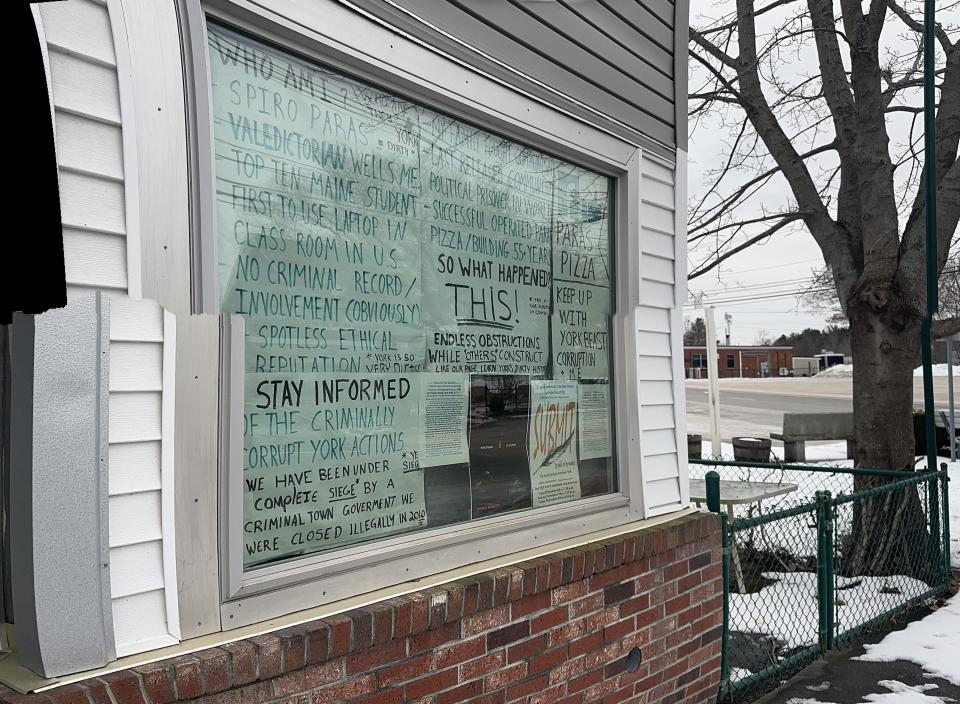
[753,329,774,346]
[689,0,959,578]
[802,251,960,331]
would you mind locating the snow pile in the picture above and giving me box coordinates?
[731,572,929,651]
[816,364,854,377]
[856,591,960,686]
[913,364,959,377]
[809,363,958,378]
[787,680,954,703]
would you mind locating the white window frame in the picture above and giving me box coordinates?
[179,0,648,628]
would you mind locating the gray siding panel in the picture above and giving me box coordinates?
[9,296,115,677]
[348,0,680,150]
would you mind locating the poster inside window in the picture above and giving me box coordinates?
[207,22,617,569]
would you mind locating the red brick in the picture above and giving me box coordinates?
[100,672,147,704]
[198,648,231,694]
[434,636,486,669]
[439,680,482,704]
[133,663,176,704]
[378,654,433,687]
[548,656,585,686]
[569,593,604,619]
[493,572,512,606]
[370,603,395,644]
[548,618,586,647]
[221,641,258,685]
[347,639,407,675]
[527,646,566,675]
[387,597,413,639]
[529,684,566,704]
[477,577,495,611]
[326,615,352,657]
[568,668,603,694]
[511,591,550,618]
[303,660,344,689]
[170,656,204,700]
[505,673,548,701]
[460,651,506,682]
[404,668,458,700]
[46,685,88,704]
[604,618,635,643]
[83,680,115,704]
[462,580,480,617]
[411,622,460,654]
[483,662,526,692]
[462,606,510,636]
[507,634,547,663]
[347,608,375,651]
[353,688,405,704]
[410,593,430,635]
[487,622,529,650]
[568,631,603,658]
[509,569,525,602]
[251,635,282,680]
[446,584,465,623]
[314,673,376,701]
[552,580,588,606]
[530,606,567,634]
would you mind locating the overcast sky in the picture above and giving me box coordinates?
[683,1,959,345]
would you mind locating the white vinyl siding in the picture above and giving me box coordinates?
[637,154,685,513]
[40,0,176,658]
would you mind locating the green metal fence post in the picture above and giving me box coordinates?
[928,469,942,583]
[706,471,730,701]
[942,464,952,587]
[815,491,834,651]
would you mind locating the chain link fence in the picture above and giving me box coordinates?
[691,458,951,703]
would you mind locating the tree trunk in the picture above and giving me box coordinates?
[841,298,931,582]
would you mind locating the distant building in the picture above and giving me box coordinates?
[793,357,819,377]
[815,351,847,370]
[684,345,794,378]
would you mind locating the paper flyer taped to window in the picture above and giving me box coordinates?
[419,373,469,467]
[577,382,612,460]
[528,379,581,507]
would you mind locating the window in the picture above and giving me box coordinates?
[206,22,618,572]
[727,354,735,369]
[692,354,706,368]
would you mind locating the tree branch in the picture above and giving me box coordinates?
[932,316,960,339]
[688,213,806,279]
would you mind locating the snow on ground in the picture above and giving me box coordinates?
[855,591,960,686]
[811,363,958,378]
[817,364,855,378]
[730,572,930,653]
[913,364,960,377]
[812,363,958,378]
[787,680,955,704]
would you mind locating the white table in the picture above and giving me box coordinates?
[689,478,799,592]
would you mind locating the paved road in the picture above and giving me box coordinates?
[685,377,956,442]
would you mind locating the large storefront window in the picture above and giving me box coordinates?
[207,23,617,570]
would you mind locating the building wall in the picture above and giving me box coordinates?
[683,347,794,379]
[25,0,691,670]
[0,513,722,704]
[37,0,177,657]
[638,156,688,512]
[348,0,683,152]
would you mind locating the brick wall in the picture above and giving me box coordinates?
[1,512,721,704]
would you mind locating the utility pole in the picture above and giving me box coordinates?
[705,306,722,457]
[948,335,957,462]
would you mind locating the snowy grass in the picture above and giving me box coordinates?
[730,572,930,653]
